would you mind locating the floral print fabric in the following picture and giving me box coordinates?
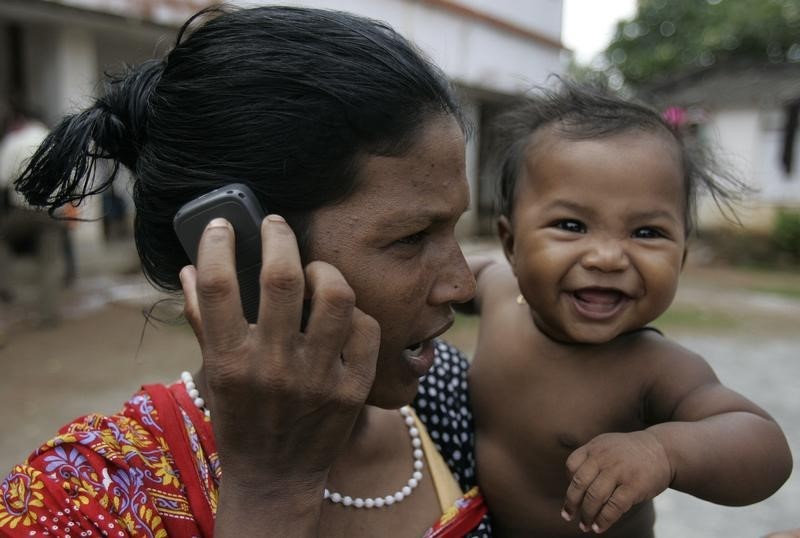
[1,369,486,537]
[1,383,216,537]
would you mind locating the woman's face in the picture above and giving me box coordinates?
[306,115,475,408]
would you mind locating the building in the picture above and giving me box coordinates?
[1,0,566,245]
[647,61,800,231]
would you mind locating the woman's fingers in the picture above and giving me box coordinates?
[195,219,249,354]
[179,265,204,347]
[340,307,380,401]
[257,215,304,345]
[303,261,356,368]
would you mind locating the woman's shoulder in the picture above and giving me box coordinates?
[414,342,493,537]
[412,340,475,489]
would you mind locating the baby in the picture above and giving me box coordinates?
[468,82,792,537]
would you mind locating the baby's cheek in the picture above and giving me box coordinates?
[647,270,680,319]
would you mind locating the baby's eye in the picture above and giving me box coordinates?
[632,227,664,239]
[395,231,427,246]
[553,219,586,234]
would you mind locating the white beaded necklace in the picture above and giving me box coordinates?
[180,371,425,509]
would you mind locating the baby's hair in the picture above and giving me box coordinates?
[493,79,746,234]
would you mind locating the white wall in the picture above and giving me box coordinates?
[707,108,761,189]
[5,0,566,241]
[234,0,564,95]
[699,107,800,229]
[455,0,562,41]
[757,109,800,205]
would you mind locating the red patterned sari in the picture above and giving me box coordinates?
[1,383,485,537]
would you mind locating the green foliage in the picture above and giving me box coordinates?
[603,0,800,86]
[772,208,800,261]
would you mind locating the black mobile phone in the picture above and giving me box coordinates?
[173,183,265,323]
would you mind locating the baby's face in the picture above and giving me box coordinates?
[502,129,686,344]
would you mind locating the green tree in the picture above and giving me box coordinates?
[603,0,800,86]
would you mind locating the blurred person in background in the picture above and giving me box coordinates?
[0,103,71,329]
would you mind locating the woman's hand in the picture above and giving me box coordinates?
[180,215,379,536]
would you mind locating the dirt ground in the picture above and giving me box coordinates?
[1,246,798,537]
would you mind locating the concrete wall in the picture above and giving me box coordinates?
[1,0,565,247]
[699,107,800,231]
[757,108,800,204]
[233,0,565,95]
[455,0,562,41]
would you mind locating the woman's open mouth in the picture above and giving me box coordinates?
[402,340,435,377]
[401,317,453,377]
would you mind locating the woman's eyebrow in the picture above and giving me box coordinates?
[379,214,435,231]
[381,206,469,230]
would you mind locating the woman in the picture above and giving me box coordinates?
[0,5,491,537]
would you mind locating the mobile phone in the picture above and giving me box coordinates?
[173,183,265,323]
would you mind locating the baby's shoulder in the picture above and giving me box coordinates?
[619,328,719,399]
[476,261,519,308]
[622,327,706,365]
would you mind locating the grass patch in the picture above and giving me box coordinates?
[747,284,800,300]
[440,313,481,355]
[654,305,738,332]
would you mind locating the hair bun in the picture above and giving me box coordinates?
[95,59,164,170]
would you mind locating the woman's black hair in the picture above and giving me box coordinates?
[15,5,463,292]
[493,79,746,234]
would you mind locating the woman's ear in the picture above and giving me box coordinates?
[497,215,515,269]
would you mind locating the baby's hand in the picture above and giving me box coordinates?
[561,431,673,534]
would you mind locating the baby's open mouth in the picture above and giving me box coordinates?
[572,288,630,317]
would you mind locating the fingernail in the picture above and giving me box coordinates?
[207,218,231,229]
[266,214,285,223]
[561,509,572,522]
[592,523,601,533]
[579,522,589,533]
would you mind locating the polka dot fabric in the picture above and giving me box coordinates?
[413,340,493,537]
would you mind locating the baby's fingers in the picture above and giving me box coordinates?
[562,448,594,523]
[575,473,617,532]
[590,485,636,534]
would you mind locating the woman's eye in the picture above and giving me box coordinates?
[554,220,586,233]
[395,231,426,246]
[633,227,664,239]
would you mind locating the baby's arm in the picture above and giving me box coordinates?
[562,337,792,534]
[458,255,514,314]
[644,345,791,504]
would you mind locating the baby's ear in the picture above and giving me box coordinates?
[497,216,516,269]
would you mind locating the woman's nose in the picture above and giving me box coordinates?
[580,239,630,272]
[430,242,476,305]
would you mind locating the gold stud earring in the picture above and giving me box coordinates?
[516,294,527,305]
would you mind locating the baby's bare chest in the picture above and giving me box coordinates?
[472,339,651,458]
